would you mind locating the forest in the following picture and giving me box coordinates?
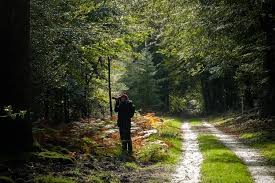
[0,0,274,183]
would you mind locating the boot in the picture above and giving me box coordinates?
[127,140,133,155]
[122,140,127,153]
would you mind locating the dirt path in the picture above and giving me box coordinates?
[172,122,203,183]
[203,121,275,183]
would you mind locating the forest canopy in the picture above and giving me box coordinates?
[30,0,275,122]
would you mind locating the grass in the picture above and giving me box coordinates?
[137,117,182,164]
[124,162,140,170]
[208,115,275,165]
[33,151,74,164]
[241,132,275,165]
[198,134,253,183]
[189,118,202,127]
[86,172,120,183]
[154,117,182,164]
[190,118,254,182]
[35,175,75,183]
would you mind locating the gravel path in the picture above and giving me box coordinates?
[203,121,275,183]
[172,122,203,183]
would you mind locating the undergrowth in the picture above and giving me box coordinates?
[137,117,182,165]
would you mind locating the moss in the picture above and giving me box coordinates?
[124,162,140,170]
[87,175,103,183]
[35,175,75,183]
[87,172,120,183]
[0,176,15,183]
[240,132,263,141]
[33,151,74,164]
[48,146,70,154]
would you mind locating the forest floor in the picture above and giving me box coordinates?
[0,114,183,183]
[1,113,275,183]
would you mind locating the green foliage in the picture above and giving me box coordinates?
[124,162,140,170]
[0,176,15,183]
[122,0,268,114]
[123,49,162,111]
[30,0,138,121]
[30,0,272,118]
[156,118,182,164]
[33,151,74,164]
[35,175,75,183]
[189,118,202,127]
[138,117,182,164]
[79,137,97,154]
[169,91,203,114]
[87,172,120,183]
[48,146,70,154]
[2,105,27,119]
[137,143,168,163]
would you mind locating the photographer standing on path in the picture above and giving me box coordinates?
[114,94,135,155]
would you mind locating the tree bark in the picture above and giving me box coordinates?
[108,57,113,118]
[0,0,33,152]
[260,2,275,116]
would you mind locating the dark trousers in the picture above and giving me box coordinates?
[119,127,132,153]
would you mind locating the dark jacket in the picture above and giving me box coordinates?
[115,100,135,129]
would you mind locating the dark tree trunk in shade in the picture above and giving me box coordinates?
[260,2,275,116]
[108,57,113,118]
[64,87,70,123]
[0,0,33,152]
[201,75,239,114]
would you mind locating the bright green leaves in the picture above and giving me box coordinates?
[2,106,27,120]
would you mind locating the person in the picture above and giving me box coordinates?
[114,94,135,155]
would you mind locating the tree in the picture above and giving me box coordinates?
[123,49,161,111]
[28,0,275,119]
[0,0,33,152]
[30,0,131,121]
[260,0,275,116]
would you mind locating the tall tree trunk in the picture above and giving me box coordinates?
[0,0,33,152]
[260,2,275,116]
[108,57,113,118]
[64,87,70,123]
